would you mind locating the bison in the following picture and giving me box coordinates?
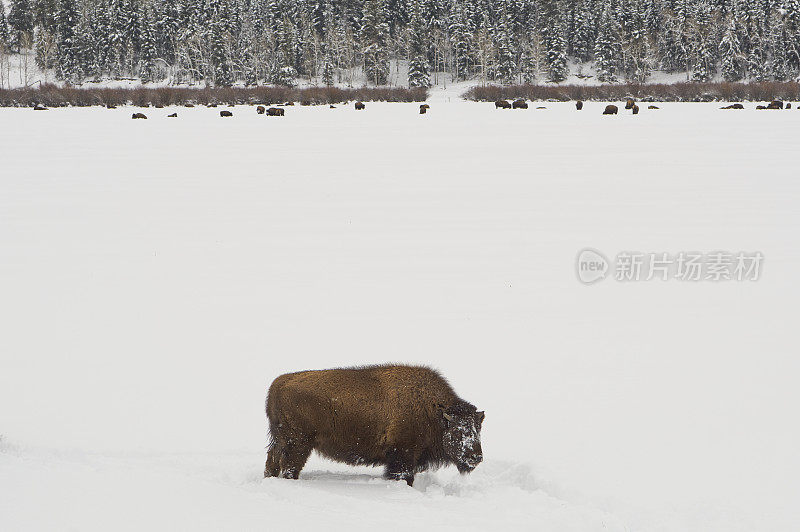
[33,104,48,111]
[721,104,744,109]
[603,104,618,115]
[512,99,528,109]
[106,104,117,109]
[220,110,233,117]
[632,104,640,115]
[495,100,511,109]
[787,103,793,109]
[625,98,635,110]
[131,112,147,119]
[264,364,484,487]
[756,105,767,110]
[355,101,366,110]
[267,107,285,116]
[648,105,660,109]
[167,113,177,118]
[257,106,266,114]
[767,100,784,109]
[575,100,583,110]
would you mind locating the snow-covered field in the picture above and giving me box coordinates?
[2,100,799,531]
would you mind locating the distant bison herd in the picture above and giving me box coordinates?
[489,97,797,115]
[38,97,792,120]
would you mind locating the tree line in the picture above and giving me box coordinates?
[1,0,799,88]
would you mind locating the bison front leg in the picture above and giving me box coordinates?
[384,448,416,486]
[279,438,313,480]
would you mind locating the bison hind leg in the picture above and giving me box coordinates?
[264,447,281,478]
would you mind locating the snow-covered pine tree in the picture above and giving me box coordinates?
[138,1,159,82]
[0,1,10,50]
[54,0,81,82]
[448,1,471,80]
[719,15,743,81]
[542,0,568,82]
[571,0,594,62]
[594,0,622,82]
[8,0,34,51]
[360,0,390,85]
[407,0,430,87]
[492,3,516,85]
[769,8,789,81]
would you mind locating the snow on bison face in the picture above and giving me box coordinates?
[441,406,485,473]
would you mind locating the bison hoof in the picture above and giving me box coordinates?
[282,468,300,480]
[384,471,414,486]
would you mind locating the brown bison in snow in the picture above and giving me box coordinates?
[603,105,618,115]
[495,100,511,109]
[787,103,793,109]
[267,107,285,116]
[256,106,266,114]
[625,98,635,110]
[131,112,147,119]
[512,99,528,109]
[355,101,366,110]
[632,104,640,115]
[767,100,784,109]
[575,100,583,110]
[167,113,178,118]
[264,364,485,486]
[648,105,660,109]
[220,110,233,117]
[721,104,744,109]
[756,105,767,110]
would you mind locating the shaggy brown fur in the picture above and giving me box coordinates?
[495,100,511,109]
[575,100,583,110]
[767,100,784,109]
[632,104,639,114]
[264,364,484,486]
[625,98,635,109]
[756,105,767,110]
[355,101,366,110]
[603,104,618,115]
[267,107,285,116]
[256,106,266,114]
[512,99,528,109]
[131,112,147,119]
[788,103,793,109]
[721,104,744,109]
[420,107,427,114]
[220,110,233,117]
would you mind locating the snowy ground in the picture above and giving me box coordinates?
[2,101,800,531]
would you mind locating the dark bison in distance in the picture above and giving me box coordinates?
[603,104,618,115]
[512,99,528,109]
[495,100,511,109]
[575,100,583,110]
[355,101,366,110]
[266,107,284,116]
[264,364,485,486]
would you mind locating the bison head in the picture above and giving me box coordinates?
[440,402,484,473]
